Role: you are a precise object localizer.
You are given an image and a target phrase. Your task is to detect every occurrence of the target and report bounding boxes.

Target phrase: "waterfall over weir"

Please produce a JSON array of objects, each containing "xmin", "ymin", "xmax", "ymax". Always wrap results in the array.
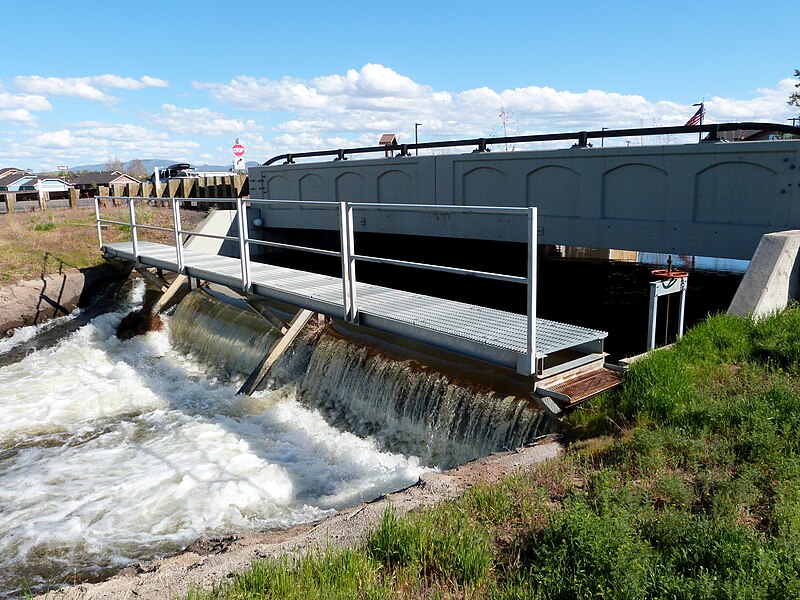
[
  {"xmin": 0, "ymin": 284, "xmax": 545, "ymax": 598},
  {"xmin": 171, "ymin": 288, "xmax": 548, "ymax": 469}
]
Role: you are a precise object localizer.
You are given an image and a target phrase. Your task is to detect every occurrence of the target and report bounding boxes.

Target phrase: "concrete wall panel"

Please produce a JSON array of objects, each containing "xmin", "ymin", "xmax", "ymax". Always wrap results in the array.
[
  {"xmin": 527, "ymin": 166, "xmax": 580, "ymax": 217},
  {"xmin": 693, "ymin": 162, "xmax": 777, "ymax": 226},
  {"xmin": 249, "ymin": 139, "xmax": 800, "ymax": 259},
  {"xmin": 602, "ymin": 164, "xmax": 668, "ymax": 221}
]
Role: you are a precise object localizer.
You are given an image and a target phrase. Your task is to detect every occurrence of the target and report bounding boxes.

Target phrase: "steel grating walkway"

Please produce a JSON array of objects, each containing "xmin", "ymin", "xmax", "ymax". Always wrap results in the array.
[{"xmin": 103, "ymin": 241, "xmax": 607, "ymax": 375}]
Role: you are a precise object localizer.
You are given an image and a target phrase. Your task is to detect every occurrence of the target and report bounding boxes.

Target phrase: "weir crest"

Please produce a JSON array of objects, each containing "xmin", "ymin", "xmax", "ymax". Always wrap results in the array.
[{"xmin": 168, "ymin": 288, "xmax": 548, "ymax": 469}]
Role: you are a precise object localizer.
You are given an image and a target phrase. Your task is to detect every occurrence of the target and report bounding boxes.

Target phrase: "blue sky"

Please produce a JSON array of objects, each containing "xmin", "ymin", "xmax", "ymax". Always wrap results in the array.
[{"xmin": 1, "ymin": 0, "xmax": 797, "ymax": 171}]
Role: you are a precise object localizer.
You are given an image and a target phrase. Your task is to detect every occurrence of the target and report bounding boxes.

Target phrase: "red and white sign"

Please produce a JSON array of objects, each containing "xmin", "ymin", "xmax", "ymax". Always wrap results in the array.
[{"xmin": 232, "ymin": 143, "xmax": 245, "ymax": 157}]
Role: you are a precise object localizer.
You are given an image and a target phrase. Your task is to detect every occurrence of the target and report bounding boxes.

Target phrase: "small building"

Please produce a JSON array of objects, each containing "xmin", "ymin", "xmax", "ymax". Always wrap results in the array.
[
  {"xmin": 71, "ymin": 171, "xmax": 140, "ymax": 195},
  {"xmin": 379, "ymin": 133, "xmax": 398, "ymax": 157}
]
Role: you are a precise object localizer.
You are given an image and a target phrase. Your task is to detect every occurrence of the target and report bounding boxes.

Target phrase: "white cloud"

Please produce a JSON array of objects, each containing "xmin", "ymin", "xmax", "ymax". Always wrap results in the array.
[
  {"xmin": 152, "ymin": 104, "xmax": 262, "ymax": 136},
  {"xmin": 5, "ymin": 121, "xmax": 199, "ymax": 170},
  {"xmin": 194, "ymin": 65, "xmax": 797, "ymax": 153},
  {"xmin": 0, "ymin": 91, "xmax": 52, "ymax": 112},
  {"xmin": 0, "ymin": 109, "xmax": 37, "ymax": 123},
  {"xmin": 13, "ymin": 74, "xmax": 169, "ymax": 103}
]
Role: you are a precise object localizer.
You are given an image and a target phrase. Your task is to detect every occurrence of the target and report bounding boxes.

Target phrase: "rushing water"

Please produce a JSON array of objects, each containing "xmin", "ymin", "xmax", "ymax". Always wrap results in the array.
[
  {"xmin": 0, "ymin": 283, "xmax": 430, "ymax": 597},
  {"xmin": 0, "ymin": 283, "xmax": 546, "ymax": 597}
]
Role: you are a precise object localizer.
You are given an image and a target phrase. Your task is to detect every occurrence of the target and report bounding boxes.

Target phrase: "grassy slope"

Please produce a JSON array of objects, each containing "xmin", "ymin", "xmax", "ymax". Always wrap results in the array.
[
  {"xmin": 0, "ymin": 207, "xmax": 196, "ymax": 284},
  {"xmin": 188, "ymin": 308, "xmax": 800, "ymax": 599}
]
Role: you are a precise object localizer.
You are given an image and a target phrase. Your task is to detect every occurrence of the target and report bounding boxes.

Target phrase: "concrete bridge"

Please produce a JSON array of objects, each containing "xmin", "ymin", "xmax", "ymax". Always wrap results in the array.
[{"xmin": 248, "ymin": 123, "xmax": 800, "ymax": 261}]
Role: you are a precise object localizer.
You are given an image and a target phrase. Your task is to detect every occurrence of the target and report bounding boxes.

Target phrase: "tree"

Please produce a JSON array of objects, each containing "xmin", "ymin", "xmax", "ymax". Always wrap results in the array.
[
  {"xmin": 128, "ymin": 159, "xmax": 148, "ymax": 179},
  {"xmin": 790, "ymin": 69, "xmax": 800, "ymax": 114},
  {"xmin": 105, "ymin": 156, "xmax": 124, "ymax": 172}
]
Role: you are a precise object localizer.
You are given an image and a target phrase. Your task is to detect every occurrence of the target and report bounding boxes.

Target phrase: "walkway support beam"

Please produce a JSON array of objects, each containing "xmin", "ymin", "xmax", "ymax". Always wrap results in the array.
[{"xmin": 238, "ymin": 308, "xmax": 315, "ymax": 395}]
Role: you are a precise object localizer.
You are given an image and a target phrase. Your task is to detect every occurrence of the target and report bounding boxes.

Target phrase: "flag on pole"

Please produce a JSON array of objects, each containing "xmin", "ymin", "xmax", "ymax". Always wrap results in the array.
[{"xmin": 685, "ymin": 103, "xmax": 705, "ymax": 126}]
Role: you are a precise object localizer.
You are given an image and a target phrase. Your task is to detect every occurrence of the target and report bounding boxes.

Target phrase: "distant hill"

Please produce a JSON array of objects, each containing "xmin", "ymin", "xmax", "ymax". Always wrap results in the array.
[{"xmin": 70, "ymin": 159, "xmax": 260, "ymax": 173}]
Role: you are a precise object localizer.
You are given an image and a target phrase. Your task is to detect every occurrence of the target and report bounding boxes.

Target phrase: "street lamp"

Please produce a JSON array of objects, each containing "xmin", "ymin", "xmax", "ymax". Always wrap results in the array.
[
  {"xmin": 415, "ymin": 123, "xmax": 421, "ymax": 156},
  {"xmin": 601, "ymin": 127, "xmax": 608, "ymax": 148}
]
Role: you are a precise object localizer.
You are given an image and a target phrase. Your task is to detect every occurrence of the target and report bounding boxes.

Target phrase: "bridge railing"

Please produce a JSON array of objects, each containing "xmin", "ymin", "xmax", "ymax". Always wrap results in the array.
[
  {"xmin": 263, "ymin": 121, "xmax": 800, "ymax": 165},
  {"xmin": 94, "ymin": 197, "xmax": 539, "ymax": 376}
]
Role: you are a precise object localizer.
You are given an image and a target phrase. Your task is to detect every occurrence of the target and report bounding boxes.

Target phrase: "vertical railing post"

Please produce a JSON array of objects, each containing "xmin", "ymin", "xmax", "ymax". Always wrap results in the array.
[
  {"xmin": 128, "ymin": 197, "xmax": 139, "ymax": 261},
  {"xmin": 173, "ymin": 198, "xmax": 184, "ymax": 273},
  {"xmin": 94, "ymin": 196, "xmax": 103, "ymax": 249},
  {"xmin": 525, "ymin": 207, "xmax": 538, "ymax": 377},
  {"xmin": 677, "ymin": 278, "xmax": 688, "ymax": 340},
  {"xmin": 236, "ymin": 196, "xmax": 251, "ymax": 292},
  {"xmin": 339, "ymin": 201, "xmax": 358, "ymax": 322},
  {"xmin": 647, "ymin": 282, "xmax": 658, "ymax": 351}
]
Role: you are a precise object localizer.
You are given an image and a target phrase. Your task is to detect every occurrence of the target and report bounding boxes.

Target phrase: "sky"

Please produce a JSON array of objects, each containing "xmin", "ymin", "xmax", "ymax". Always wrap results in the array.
[{"xmin": 1, "ymin": 0, "xmax": 798, "ymax": 172}]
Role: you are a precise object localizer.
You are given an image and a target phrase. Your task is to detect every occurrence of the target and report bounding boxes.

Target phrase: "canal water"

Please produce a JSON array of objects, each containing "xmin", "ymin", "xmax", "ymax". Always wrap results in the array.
[
  {"xmin": 0, "ymin": 282, "xmax": 425, "ymax": 597},
  {"xmin": 0, "ymin": 254, "xmax": 744, "ymax": 597},
  {"xmin": 0, "ymin": 279, "xmax": 545, "ymax": 597}
]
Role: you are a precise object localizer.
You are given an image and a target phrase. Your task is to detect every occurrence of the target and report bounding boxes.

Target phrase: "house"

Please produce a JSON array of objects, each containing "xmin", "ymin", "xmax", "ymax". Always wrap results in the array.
[
  {"xmin": 71, "ymin": 171, "xmax": 140, "ymax": 195},
  {"xmin": 0, "ymin": 175, "xmax": 71, "ymax": 193},
  {"xmin": 720, "ymin": 128, "xmax": 789, "ymax": 142}
]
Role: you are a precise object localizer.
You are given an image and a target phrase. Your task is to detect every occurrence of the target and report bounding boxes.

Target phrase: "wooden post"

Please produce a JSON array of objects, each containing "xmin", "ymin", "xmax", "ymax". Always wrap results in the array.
[
  {"xmin": 6, "ymin": 193, "xmax": 16, "ymax": 213},
  {"xmin": 168, "ymin": 179, "xmax": 180, "ymax": 199},
  {"xmin": 238, "ymin": 308, "xmax": 315, "ymax": 395},
  {"xmin": 69, "ymin": 187, "xmax": 79, "ymax": 208}
]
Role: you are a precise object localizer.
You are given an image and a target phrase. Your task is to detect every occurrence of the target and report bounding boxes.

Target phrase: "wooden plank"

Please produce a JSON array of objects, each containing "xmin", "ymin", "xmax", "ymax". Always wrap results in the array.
[
  {"xmin": 134, "ymin": 265, "xmax": 169, "ymax": 291},
  {"xmin": 246, "ymin": 297, "xmax": 289, "ymax": 333},
  {"xmin": 151, "ymin": 274, "xmax": 189, "ymax": 314},
  {"xmin": 238, "ymin": 308, "xmax": 314, "ymax": 395}
]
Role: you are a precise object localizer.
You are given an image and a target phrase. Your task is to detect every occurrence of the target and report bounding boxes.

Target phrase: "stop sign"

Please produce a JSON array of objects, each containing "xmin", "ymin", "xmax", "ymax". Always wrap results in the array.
[{"xmin": 232, "ymin": 143, "xmax": 245, "ymax": 157}]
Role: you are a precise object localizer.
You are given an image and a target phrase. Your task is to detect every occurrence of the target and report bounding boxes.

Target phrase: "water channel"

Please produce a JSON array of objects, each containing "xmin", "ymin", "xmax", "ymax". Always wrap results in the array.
[{"xmin": 0, "ymin": 254, "xmax": 745, "ymax": 597}]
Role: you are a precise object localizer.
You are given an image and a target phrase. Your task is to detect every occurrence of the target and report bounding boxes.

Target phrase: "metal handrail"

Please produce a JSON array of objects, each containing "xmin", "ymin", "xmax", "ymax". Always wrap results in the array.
[
  {"xmin": 94, "ymin": 196, "xmax": 540, "ymax": 376},
  {"xmin": 263, "ymin": 121, "xmax": 800, "ymax": 165}
]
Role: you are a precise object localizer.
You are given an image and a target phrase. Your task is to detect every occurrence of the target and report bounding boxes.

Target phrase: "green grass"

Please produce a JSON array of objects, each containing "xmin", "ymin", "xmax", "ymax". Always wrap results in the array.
[{"xmin": 187, "ymin": 308, "xmax": 800, "ymax": 599}]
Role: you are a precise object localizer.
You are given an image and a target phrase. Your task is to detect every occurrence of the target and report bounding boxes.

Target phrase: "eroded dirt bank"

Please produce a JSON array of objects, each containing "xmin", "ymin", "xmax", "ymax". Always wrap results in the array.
[
  {"xmin": 0, "ymin": 266, "xmax": 124, "ymax": 335},
  {"xmin": 37, "ymin": 438, "xmax": 562, "ymax": 600}
]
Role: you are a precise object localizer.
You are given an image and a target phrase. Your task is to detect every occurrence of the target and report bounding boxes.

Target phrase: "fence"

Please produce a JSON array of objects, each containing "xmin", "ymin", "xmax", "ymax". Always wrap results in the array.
[{"xmin": 1, "ymin": 174, "xmax": 249, "ymax": 214}]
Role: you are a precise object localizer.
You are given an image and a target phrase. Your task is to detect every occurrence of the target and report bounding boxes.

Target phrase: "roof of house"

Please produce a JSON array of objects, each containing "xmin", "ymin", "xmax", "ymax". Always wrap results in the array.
[
  {"xmin": 0, "ymin": 167, "xmax": 24, "ymax": 179},
  {"xmin": 2, "ymin": 176, "xmax": 70, "ymax": 191},
  {"xmin": 71, "ymin": 170, "xmax": 140, "ymax": 186},
  {"xmin": 0, "ymin": 173, "xmax": 30, "ymax": 188}
]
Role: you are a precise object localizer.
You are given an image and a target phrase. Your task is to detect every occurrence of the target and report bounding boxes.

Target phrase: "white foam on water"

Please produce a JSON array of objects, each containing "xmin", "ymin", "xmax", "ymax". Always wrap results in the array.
[
  {"xmin": 0, "ymin": 309, "xmax": 80, "ymax": 355},
  {"xmin": 0, "ymin": 295, "xmax": 426, "ymax": 596}
]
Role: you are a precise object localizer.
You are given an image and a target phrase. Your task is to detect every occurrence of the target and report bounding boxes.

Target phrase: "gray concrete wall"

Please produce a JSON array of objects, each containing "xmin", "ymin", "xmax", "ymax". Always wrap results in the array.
[
  {"xmin": 728, "ymin": 230, "xmax": 800, "ymax": 318},
  {"xmin": 248, "ymin": 139, "xmax": 800, "ymax": 260}
]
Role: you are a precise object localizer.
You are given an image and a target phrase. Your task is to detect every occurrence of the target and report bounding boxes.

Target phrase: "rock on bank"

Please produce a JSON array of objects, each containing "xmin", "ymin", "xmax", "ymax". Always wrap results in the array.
[{"xmin": 0, "ymin": 266, "xmax": 125, "ymax": 336}]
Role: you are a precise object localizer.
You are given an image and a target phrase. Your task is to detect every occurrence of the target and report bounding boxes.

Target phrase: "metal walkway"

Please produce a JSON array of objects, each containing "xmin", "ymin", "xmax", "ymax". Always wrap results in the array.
[
  {"xmin": 96, "ymin": 197, "xmax": 610, "ymax": 380},
  {"xmin": 102, "ymin": 240, "xmax": 607, "ymax": 377}
]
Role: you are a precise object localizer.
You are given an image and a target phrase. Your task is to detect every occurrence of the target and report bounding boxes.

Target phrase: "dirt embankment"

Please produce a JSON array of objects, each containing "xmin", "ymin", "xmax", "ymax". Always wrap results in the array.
[
  {"xmin": 37, "ymin": 439, "xmax": 563, "ymax": 600},
  {"xmin": 0, "ymin": 266, "xmax": 126, "ymax": 336}
]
